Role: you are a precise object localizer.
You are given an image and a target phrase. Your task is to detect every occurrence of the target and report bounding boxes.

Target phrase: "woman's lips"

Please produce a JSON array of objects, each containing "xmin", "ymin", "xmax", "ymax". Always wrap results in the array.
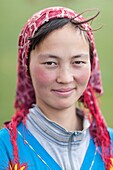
[{"xmin": 51, "ymin": 88, "xmax": 75, "ymax": 97}]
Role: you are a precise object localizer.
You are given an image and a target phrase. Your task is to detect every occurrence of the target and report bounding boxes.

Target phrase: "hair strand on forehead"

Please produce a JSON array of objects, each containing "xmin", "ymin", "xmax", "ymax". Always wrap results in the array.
[{"xmin": 71, "ymin": 9, "xmax": 103, "ymax": 31}]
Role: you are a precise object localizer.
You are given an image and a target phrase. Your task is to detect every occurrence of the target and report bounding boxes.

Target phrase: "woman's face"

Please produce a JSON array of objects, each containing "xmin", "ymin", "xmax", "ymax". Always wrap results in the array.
[{"xmin": 30, "ymin": 24, "xmax": 91, "ymax": 112}]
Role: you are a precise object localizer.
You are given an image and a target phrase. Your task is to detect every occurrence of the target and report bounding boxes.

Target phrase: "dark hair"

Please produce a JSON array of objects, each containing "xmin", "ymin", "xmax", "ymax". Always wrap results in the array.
[
  {"xmin": 29, "ymin": 18, "xmax": 70, "ymax": 50},
  {"xmin": 28, "ymin": 18, "xmax": 93, "ymax": 65}
]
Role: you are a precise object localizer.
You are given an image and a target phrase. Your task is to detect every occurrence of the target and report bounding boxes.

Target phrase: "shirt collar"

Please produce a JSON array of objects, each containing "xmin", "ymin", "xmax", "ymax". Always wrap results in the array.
[{"xmin": 28, "ymin": 105, "xmax": 90, "ymax": 144}]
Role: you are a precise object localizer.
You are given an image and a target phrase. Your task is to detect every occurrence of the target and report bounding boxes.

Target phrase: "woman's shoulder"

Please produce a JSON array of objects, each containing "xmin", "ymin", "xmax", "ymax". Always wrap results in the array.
[
  {"xmin": 0, "ymin": 127, "xmax": 10, "ymax": 140},
  {"xmin": 0, "ymin": 127, "xmax": 12, "ymax": 150},
  {"xmin": 0, "ymin": 127, "xmax": 13, "ymax": 168}
]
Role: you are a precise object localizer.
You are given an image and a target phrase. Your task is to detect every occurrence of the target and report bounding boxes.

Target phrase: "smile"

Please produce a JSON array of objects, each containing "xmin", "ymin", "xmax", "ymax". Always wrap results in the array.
[{"xmin": 51, "ymin": 88, "xmax": 75, "ymax": 97}]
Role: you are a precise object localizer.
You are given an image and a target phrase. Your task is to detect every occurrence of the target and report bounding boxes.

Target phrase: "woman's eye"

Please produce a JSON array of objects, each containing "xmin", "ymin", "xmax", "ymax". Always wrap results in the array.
[
  {"xmin": 43, "ymin": 61, "xmax": 58, "ymax": 67},
  {"xmin": 73, "ymin": 61, "xmax": 86, "ymax": 65}
]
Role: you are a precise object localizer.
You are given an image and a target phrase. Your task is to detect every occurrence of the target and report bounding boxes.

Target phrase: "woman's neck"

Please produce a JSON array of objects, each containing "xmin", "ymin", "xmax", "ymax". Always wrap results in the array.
[{"xmin": 37, "ymin": 104, "xmax": 83, "ymax": 132}]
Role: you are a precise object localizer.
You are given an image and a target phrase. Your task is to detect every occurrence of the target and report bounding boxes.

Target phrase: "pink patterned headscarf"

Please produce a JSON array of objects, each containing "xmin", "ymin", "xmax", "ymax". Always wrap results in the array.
[{"xmin": 15, "ymin": 6, "xmax": 103, "ymax": 111}]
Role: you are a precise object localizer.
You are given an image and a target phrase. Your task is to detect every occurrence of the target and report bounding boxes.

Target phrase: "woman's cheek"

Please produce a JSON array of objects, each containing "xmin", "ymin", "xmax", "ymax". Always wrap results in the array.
[
  {"xmin": 33, "ymin": 67, "xmax": 54, "ymax": 85},
  {"xmin": 77, "ymin": 69, "xmax": 91, "ymax": 85}
]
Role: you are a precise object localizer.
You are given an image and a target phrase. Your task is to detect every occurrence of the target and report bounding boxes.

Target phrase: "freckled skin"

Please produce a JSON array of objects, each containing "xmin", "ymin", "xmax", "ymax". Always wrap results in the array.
[
  {"xmin": 33, "ymin": 67, "xmax": 49, "ymax": 83},
  {"xmin": 29, "ymin": 24, "xmax": 91, "ymax": 130}
]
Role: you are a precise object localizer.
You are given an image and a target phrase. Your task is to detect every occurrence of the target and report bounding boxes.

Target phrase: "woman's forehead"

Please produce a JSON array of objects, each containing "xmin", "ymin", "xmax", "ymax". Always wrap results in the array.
[{"xmin": 33, "ymin": 24, "xmax": 89, "ymax": 53}]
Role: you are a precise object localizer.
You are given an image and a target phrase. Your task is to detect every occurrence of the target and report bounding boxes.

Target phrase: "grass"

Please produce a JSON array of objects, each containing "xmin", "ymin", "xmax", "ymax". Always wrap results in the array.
[{"xmin": 0, "ymin": 0, "xmax": 113, "ymax": 128}]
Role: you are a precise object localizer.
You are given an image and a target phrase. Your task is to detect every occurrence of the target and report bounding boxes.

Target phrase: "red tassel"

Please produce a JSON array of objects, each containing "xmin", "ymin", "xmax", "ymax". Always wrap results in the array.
[{"xmin": 84, "ymin": 84, "xmax": 112, "ymax": 169}]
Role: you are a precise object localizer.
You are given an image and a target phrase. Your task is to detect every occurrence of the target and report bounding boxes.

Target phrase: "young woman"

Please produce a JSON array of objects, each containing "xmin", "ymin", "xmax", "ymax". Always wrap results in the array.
[{"xmin": 0, "ymin": 6, "xmax": 113, "ymax": 170}]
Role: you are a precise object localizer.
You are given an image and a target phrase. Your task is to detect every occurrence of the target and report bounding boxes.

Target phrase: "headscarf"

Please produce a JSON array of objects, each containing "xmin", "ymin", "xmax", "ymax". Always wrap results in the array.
[{"xmin": 6, "ymin": 6, "xmax": 112, "ymax": 169}]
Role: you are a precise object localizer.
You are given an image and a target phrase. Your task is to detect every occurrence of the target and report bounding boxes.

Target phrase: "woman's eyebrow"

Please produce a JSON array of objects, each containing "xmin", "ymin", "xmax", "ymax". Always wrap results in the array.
[
  {"xmin": 38, "ymin": 54, "xmax": 59, "ymax": 59},
  {"xmin": 72, "ymin": 53, "xmax": 89, "ymax": 59},
  {"xmin": 38, "ymin": 53, "xmax": 89, "ymax": 59}
]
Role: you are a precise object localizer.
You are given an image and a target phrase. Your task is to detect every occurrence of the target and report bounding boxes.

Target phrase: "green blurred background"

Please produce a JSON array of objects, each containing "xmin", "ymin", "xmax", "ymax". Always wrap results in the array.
[{"xmin": 0, "ymin": 0, "xmax": 113, "ymax": 129}]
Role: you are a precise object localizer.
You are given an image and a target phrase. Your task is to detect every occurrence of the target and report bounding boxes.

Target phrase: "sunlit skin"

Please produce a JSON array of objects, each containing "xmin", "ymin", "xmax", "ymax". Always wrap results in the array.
[{"xmin": 30, "ymin": 24, "xmax": 91, "ymax": 131}]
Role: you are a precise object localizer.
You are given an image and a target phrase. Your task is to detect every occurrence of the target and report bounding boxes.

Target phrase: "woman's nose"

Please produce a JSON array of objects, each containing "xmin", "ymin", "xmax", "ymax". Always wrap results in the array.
[{"xmin": 56, "ymin": 67, "xmax": 74, "ymax": 84}]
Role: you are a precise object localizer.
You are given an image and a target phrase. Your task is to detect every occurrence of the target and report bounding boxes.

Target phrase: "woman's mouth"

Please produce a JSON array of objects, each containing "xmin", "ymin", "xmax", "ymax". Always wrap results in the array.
[{"xmin": 51, "ymin": 88, "xmax": 75, "ymax": 97}]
